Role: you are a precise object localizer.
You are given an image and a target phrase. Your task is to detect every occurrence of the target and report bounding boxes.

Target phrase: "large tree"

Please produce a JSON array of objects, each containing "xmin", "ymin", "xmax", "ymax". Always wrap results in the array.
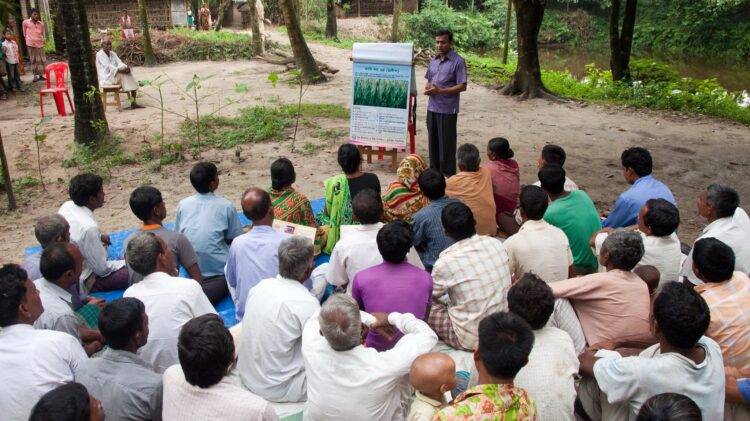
[
  {"xmin": 58, "ymin": 0, "xmax": 108, "ymax": 143},
  {"xmin": 325, "ymin": 0, "xmax": 337, "ymax": 38},
  {"xmin": 249, "ymin": 0, "xmax": 264, "ymax": 54},
  {"xmin": 391, "ymin": 0, "xmax": 401, "ymax": 42},
  {"xmin": 279, "ymin": 0, "xmax": 324, "ymax": 83},
  {"xmin": 609, "ymin": 0, "xmax": 637, "ymax": 81},
  {"xmin": 137, "ymin": 0, "xmax": 156, "ymax": 66},
  {"xmin": 499, "ymin": 0, "xmax": 555, "ymax": 100}
]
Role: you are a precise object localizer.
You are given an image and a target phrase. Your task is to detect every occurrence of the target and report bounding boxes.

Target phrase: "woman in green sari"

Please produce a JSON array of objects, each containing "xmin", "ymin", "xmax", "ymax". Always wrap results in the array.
[{"xmin": 317, "ymin": 144, "xmax": 381, "ymax": 254}]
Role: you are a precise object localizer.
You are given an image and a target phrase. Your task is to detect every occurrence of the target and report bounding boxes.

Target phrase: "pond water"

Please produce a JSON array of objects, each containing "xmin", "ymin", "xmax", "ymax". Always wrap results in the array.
[
  {"xmin": 483, "ymin": 46, "xmax": 750, "ymax": 94},
  {"xmin": 537, "ymin": 47, "xmax": 750, "ymax": 94}
]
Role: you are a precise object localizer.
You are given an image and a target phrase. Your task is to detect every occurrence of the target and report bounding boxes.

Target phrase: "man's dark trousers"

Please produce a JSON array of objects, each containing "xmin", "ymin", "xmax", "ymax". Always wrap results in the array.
[{"xmin": 427, "ymin": 110, "xmax": 458, "ymax": 176}]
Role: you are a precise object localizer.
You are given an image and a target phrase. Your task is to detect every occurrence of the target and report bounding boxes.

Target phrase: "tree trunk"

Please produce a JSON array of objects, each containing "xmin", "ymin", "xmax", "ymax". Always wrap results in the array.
[
  {"xmin": 138, "ymin": 0, "xmax": 156, "ymax": 66},
  {"xmin": 279, "ymin": 0, "xmax": 324, "ymax": 83},
  {"xmin": 500, "ymin": 0, "xmax": 555, "ymax": 100},
  {"xmin": 214, "ymin": 0, "xmax": 231, "ymax": 31},
  {"xmin": 391, "ymin": 0, "xmax": 401, "ymax": 42},
  {"xmin": 190, "ymin": 0, "xmax": 200, "ymax": 28},
  {"xmin": 0, "ymin": 131, "xmax": 17, "ymax": 211},
  {"xmin": 250, "ymin": 0, "xmax": 264, "ymax": 54},
  {"xmin": 609, "ymin": 0, "xmax": 637, "ymax": 82},
  {"xmin": 51, "ymin": 5, "xmax": 66, "ymax": 53},
  {"xmin": 325, "ymin": 0, "xmax": 337, "ymax": 38},
  {"xmin": 501, "ymin": 0, "xmax": 512, "ymax": 64},
  {"xmin": 58, "ymin": 0, "xmax": 108, "ymax": 144}
]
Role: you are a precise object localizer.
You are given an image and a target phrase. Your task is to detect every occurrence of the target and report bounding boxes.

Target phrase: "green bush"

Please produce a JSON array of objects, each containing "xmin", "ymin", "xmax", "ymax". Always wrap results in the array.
[
  {"xmin": 180, "ymin": 105, "xmax": 293, "ymax": 149},
  {"xmin": 628, "ymin": 59, "xmax": 680, "ymax": 84},
  {"xmin": 403, "ymin": 0, "xmax": 500, "ymax": 49}
]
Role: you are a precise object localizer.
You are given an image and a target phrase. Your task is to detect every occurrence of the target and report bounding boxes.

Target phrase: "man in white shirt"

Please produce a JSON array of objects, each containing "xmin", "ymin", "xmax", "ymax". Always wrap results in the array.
[
  {"xmin": 95, "ymin": 38, "xmax": 142, "ymax": 108},
  {"xmin": 302, "ymin": 294, "xmax": 438, "ymax": 421},
  {"xmin": 328, "ymin": 189, "xmax": 423, "ymax": 292},
  {"xmin": 505, "ymin": 185, "xmax": 575, "ymax": 282},
  {"xmin": 509, "ymin": 274, "xmax": 579, "ymax": 421},
  {"xmin": 34, "ymin": 242, "xmax": 104, "ymax": 355},
  {"xmin": 163, "ymin": 314, "xmax": 278, "ymax": 421},
  {"xmin": 682, "ymin": 184, "xmax": 750, "ymax": 285},
  {"xmin": 578, "ymin": 282, "xmax": 725, "ymax": 421},
  {"xmin": 429, "ymin": 202, "xmax": 512, "ymax": 351},
  {"xmin": 58, "ymin": 173, "xmax": 128, "ymax": 293},
  {"xmin": 0, "ymin": 264, "xmax": 88, "ymax": 421},
  {"xmin": 238, "ymin": 236, "xmax": 318, "ymax": 402},
  {"xmin": 592, "ymin": 198, "xmax": 682, "ymax": 287},
  {"xmin": 123, "ymin": 231, "xmax": 216, "ymax": 373}
]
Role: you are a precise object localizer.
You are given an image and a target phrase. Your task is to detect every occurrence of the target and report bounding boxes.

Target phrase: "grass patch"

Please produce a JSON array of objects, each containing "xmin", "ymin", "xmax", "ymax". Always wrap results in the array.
[
  {"xmin": 12, "ymin": 176, "xmax": 42, "ymax": 191},
  {"xmin": 462, "ymin": 53, "xmax": 750, "ymax": 124},
  {"xmin": 277, "ymin": 26, "xmax": 373, "ymax": 50},
  {"xmin": 62, "ymin": 134, "xmax": 136, "ymax": 177},
  {"xmin": 316, "ymin": 128, "xmax": 347, "ymax": 142},
  {"xmin": 180, "ymin": 105, "xmax": 293, "ymax": 149},
  {"xmin": 281, "ymin": 103, "xmax": 350, "ymax": 119},
  {"xmin": 168, "ymin": 27, "xmax": 254, "ymax": 43}
]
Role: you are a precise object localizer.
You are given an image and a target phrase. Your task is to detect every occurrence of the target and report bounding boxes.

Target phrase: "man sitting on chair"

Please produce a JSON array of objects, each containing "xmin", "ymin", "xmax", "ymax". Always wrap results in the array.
[{"xmin": 95, "ymin": 38, "xmax": 142, "ymax": 109}]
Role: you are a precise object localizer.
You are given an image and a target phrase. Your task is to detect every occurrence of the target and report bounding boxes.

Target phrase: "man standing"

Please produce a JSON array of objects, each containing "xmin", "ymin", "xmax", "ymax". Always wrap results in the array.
[
  {"xmin": 22, "ymin": 8, "xmax": 45, "ymax": 82},
  {"xmin": 96, "ymin": 38, "xmax": 142, "ymax": 109},
  {"xmin": 120, "ymin": 10, "xmax": 134, "ymax": 39},
  {"xmin": 424, "ymin": 29, "xmax": 467, "ymax": 177}
]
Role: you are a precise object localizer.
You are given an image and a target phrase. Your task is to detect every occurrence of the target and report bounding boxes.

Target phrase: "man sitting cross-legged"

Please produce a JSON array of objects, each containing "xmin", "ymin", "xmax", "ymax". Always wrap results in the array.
[
  {"xmin": 353, "ymin": 220, "xmax": 433, "ymax": 352},
  {"xmin": 578, "ymin": 282, "xmax": 725, "ymax": 421},
  {"xmin": 175, "ymin": 162, "xmax": 243, "ymax": 301},
  {"xmin": 429, "ymin": 201, "xmax": 511, "ymax": 351},
  {"xmin": 445, "ymin": 143, "xmax": 497, "ymax": 236},
  {"xmin": 34, "ymin": 242, "xmax": 104, "ymax": 356},
  {"xmin": 58, "ymin": 173, "xmax": 128, "ymax": 292},
  {"xmin": 125, "ymin": 186, "xmax": 212, "ymax": 300},
  {"xmin": 550, "ymin": 229, "xmax": 651, "ymax": 346},
  {"xmin": 123, "ymin": 231, "xmax": 216, "ymax": 373},
  {"xmin": 509, "ymin": 273, "xmax": 579, "ymax": 421},
  {"xmin": 75, "ymin": 298, "xmax": 163, "ymax": 421},
  {"xmin": 434, "ymin": 312, "xmax": 537, "ymax": 420},
  {"xmin": 22, "ymin": 214, "xmax": 69, "ymax": 282},
  {"xmin": 0, "ymin": 264, "xmax": 88, "ymax": 421},
  {"xmin": 302, "ymin": 294, "xmax": 438, "ymax": 421},
  {"xmin": 238, "ymin": 236, "xmax": 318, "ymax": 403},
  {"xmin": 226, "ymin": 187, "xmax": 287, "ymax": 321},
  {"xmin": 411, "ymin": 168, "xmax": 460, "ymax": 272},
  {"xmin": 328, "ymin": 189, "xmax": 423, "ymax": 293},
  {"xmin": 690, "ymin": 238, "xmax": 750, "ymax": 371},
  {"xmin": 163, "ymin": 314, "xmax": 278, "ymax": 421}
]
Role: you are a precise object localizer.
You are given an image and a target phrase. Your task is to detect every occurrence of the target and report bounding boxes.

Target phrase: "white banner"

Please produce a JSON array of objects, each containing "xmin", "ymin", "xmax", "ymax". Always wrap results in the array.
[{"xmin": 350, "ymin": 43, "xmax": 413, "ymax": 149}]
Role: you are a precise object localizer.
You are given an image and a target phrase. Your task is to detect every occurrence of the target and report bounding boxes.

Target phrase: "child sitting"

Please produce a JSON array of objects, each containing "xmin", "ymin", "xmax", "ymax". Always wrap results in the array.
[{"xmin": 407, "ymin": 352, "xmax": 457, "ymax": 421}]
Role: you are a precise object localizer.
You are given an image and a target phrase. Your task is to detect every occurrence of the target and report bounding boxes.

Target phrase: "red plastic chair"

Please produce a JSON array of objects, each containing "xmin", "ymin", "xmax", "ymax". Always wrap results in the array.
[{"xmin": 39, "ymin": 62, "xmax": 74, "ymax": 117}]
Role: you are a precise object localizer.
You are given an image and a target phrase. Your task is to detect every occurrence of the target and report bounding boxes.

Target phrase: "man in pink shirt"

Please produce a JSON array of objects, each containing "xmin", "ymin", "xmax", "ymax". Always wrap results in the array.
[
  {"xmin": 22, "ymin": 8, "xmax": 46, "ymax": 81},
  {"xmin": 550, "ymin": 229, "xmax": 651, "ymax": 346}
]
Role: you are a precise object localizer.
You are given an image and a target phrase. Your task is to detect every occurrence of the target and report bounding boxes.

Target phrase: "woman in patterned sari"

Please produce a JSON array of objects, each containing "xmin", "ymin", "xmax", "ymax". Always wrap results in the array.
[
  {"xmin": 268, "ymin": 158, "xmax": 326, "ymax": 252},
  {"xmin": 382, "ymin": 154, "xmax": 429, "ymax": 223}
]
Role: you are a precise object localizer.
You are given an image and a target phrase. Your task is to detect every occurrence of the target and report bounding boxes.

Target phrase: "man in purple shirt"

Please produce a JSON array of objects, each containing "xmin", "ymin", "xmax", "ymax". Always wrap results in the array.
[
  {"xmin": 352, "ymin": 220, "xmax": 433, "ymax": 351},
  {"xmin": 225, "ymin": 187, "xmax": 287, "ymax": 321},
  {"xmin": 425, "ymin": 29, "xmax": 468, "ymax": 176}
]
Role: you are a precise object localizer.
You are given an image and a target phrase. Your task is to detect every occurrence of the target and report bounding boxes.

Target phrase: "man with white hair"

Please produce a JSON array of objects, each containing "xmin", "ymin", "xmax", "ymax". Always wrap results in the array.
[
  {"xmin": 302, "ymin": 294, "xmax": 438, "ymax": 420},
  {"xmin": 95, "ymin": 37, "xmax": 142, "ymax": 109},
  {"xmin": 123, "ymin": 231, "xmax": 216, "ymax": 373},
  {"xmin": 238, "ymin": 236, "xmax": 319, "ymax": 403}
]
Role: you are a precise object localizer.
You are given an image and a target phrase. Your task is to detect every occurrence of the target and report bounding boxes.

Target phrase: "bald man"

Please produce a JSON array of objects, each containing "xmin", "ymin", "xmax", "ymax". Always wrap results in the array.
[
  {"xmin": 408, "ymin": 352, "xmax": 457, "ymax": 421},
  {"xmin": 225, "ymin": 187, "xmax": 288, "ymax": 321}
]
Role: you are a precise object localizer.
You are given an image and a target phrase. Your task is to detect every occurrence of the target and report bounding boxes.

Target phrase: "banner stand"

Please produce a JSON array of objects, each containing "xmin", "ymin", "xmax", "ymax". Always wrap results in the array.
[{"xmin": 357, "ymin": 94, "xmax": 417, "ymax": 172}]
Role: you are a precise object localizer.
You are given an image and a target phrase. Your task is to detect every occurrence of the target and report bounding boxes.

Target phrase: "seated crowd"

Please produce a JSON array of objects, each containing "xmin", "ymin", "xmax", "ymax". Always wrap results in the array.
[{"xmin": 3, "ymin": 138, "xmax": 750, "ymax": 421}]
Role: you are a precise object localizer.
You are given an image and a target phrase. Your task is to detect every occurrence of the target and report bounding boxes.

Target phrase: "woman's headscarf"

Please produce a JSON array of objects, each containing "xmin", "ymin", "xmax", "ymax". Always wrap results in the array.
[{"xmin": 382, "ymin": 154, "xmax": 429, "ymax": 223}]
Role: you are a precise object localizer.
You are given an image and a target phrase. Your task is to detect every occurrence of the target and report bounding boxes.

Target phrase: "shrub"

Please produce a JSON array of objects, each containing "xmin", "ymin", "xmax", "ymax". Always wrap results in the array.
[{"xmin": 403, "ymin": 0, "xmax": 499, "ymax": 49}]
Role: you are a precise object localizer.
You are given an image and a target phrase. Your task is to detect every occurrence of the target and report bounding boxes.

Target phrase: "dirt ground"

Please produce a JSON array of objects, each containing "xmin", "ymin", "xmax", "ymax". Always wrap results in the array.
[{"xmin": 1, "ymin": 25, "xmax": 750, "ymax": 262}]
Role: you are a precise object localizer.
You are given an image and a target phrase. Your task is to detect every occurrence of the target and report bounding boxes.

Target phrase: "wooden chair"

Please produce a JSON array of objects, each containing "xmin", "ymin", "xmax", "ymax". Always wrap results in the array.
[{"xmin": 101, "ymin": 84, "xmax": 123, "ymax": 112}]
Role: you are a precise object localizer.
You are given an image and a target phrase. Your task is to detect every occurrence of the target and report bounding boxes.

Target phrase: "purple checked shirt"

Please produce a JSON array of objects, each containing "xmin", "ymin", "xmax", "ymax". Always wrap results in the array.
[{"xmin": 425, "ymin": 50, "xmax": 468, "ymax": 114}]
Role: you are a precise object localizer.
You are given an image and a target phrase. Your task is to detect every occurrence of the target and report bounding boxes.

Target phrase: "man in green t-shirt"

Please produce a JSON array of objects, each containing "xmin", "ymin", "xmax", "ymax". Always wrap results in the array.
[{"xmin": 539, "ymin": 164, "xmax": 601, "ymax": 274}]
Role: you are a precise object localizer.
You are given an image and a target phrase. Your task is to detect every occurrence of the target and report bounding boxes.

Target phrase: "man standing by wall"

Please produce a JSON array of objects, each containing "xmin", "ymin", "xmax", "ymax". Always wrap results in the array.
[
  {"xmin": 424, "ymin": 29, "xmax": 467, "ymax": 177},
  {"xmin": 22, "ymin": 8, "xmax": 45, "ymax": 82}
]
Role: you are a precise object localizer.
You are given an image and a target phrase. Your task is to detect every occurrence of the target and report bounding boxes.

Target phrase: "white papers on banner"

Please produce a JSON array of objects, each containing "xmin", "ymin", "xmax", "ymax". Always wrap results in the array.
[{"xmin": 350, "ymin": 43, "xmax": 413, "ymax": 149}]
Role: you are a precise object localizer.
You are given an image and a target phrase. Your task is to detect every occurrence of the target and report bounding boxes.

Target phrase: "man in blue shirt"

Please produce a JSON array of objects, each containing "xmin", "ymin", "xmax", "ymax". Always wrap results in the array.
[
  {"xmin": 225, "ymin": 187, "xmax": 287, "ymax": 321},
  {"xmin": 175, "ymin": 162, "xmax": 243, "ymax": 303},
  {"xmin": 412, "ymin": 168, "xmax": 460, "ymax": 272},
  {"xmin": 602, "ymin": 147, "xmax": 676, "ymax": 228}
]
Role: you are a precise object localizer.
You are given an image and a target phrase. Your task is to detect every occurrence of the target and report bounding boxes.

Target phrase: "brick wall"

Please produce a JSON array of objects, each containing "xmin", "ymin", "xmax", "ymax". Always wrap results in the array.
[
  {"xmin": 347, "ymin": 0, "xmax": 418, "ymax": 17},
  {"xmin": 57, "ymin": 0, "xmax": 175, "ymax": 30}
]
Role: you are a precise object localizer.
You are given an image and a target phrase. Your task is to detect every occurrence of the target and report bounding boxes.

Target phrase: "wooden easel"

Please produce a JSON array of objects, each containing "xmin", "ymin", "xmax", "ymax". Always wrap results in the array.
[{"xmin": 356, "ymin": 94, "xmax": 417, "ymax": 172}]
